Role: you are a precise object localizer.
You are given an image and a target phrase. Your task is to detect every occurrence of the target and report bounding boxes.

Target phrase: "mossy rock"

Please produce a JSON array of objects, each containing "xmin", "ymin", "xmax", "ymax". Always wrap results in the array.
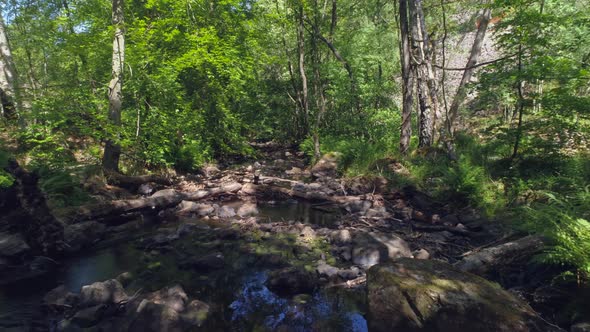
[{"xmin": 367, "ymin": 258, "xmax": 564, "ymax": 332}]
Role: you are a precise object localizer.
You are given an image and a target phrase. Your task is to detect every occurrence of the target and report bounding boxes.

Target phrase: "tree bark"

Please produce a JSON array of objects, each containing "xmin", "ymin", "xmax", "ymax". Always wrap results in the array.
[
  {"xmin": 0, "ymin": 13, "xmax": 21, "ymax": 120},
  {"xmin": 103, "ymin": 0, "xmax": 125, "ymax": 171},
  {"xmin": 296, "ymin": 5, "xmax": 310, "ymax": 138},
  {"xmin": 409, "ymin": 0, "xmax": 434, "ymax": 148},
  {"xmin": 399, "ymin": 0, "xmax": 413, "ymax": 154},
  {"xmin": 447, "ymin": 8, "xmax": 491, "ymax": 135}
]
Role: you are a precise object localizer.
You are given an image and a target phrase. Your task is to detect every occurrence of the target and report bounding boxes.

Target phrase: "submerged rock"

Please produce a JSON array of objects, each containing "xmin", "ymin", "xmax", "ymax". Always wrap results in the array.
[
  {"xmin": 237, "ymin": 202, "xmax": 259, "ymax": 217},
  {"xmin": 71, "ymin": 304, "xmax": 106, "ymax": 328},
  {"xmin": 367, "ymin": 258, "xmax": 565, "ymax": 332},
  {"xmin": 181, "ymin": 252, "xmax": 225, "ymax": 271},
  {"xmin": 266, "ymin": 267, "xmax": 318, "ymax": 296},
  {"xmin": 64, "ymin": 221, "xmax": 106, "ymax": 253},
  {"xmin": 218, "ymin": 206, "xmax": 236, "ymax": 218}
]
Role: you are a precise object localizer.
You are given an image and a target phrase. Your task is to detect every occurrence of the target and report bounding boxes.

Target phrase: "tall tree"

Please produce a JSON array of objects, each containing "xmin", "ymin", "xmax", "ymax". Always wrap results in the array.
[
  {"xmin": 447, "ymin": 8, "xmax": 492, "ymax": 136},
  {"xmin": 399, "ymin": 0, "xmax": 413, "ymax": 154},
  {"xmin": 409, "ymin": 0, "xmax": 435, "ymax": 147},
  {"xmin": 102, "ymin": 0, "xmax": 125, "ymax": 171},
  {"xmin": 0, "ymin": 11, "xmax": 20, "ymax": 120}
]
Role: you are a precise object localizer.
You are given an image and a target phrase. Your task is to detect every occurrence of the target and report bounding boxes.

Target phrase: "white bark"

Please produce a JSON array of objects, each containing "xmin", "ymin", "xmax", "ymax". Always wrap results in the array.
[
  {"xmin": 0, "ymin": 13, "xmax": 20, "ymax": 119},
  {"xmin": 102, "ymin": 0, "xmax": 125, "ymax": 170}
]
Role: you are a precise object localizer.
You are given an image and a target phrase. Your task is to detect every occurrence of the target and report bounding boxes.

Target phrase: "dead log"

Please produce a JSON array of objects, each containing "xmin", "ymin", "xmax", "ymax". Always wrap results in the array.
[
  {"xmin": 73, "ymin": 182, "xmax": 243, "ymax": 222},
  {"xmin": 243, "ymin": 183, "xmax": 362, "ymax": 204},
  {"xmin": 105, "ymin": 171, "xmax": 172, "ymax": 191},
  {"xmin": 454, "ymin": 235, "xmax": 545, "ymax": 275},
  {"xmin": 412, "ymin": 223, "xmax": 472, "ymax": 236}
]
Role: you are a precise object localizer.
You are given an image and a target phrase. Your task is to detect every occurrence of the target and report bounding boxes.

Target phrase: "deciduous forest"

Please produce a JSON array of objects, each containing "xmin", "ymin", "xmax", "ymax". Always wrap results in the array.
[{"xmin": 1, "ymin": 0, "xmax": 589, "ymax": 331}]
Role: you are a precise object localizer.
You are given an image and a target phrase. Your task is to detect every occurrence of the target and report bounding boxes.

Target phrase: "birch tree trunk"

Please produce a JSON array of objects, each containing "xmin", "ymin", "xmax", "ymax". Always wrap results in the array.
[
  {"xmin": 0, "ymin": 13, "xmax": 21, "ymax": 120},
  {"xmin": 102, "ymin": 0, "xmax": 125, "ymax": 171},
  {"xmin": 399, "ymin": 0, "xmax": 413, "ymax": 154},
  {"xmin": 447, "ymin": 8, "xmax": 491, "ymax": 135},
  {"xmin": 297, "ymin": 5, "xmax": 310, "ymax": 138},
  {"xmin": 410, "ymin": 0, "xmax": 434, "ymax": 147}
]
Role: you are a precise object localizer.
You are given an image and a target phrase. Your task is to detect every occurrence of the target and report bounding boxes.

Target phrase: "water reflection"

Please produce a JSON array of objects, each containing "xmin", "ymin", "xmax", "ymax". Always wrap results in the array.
[{"xmin": 230, "ymin": 272, "xmax": 368, "ymax": 332}]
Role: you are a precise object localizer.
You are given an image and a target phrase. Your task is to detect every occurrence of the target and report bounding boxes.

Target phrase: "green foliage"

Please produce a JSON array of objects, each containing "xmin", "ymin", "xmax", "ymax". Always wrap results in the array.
[
  {"xmin": 519, "ymin": 190, "xmax": 590, "ymax": 279},
  {"xmin": 35, "ymin": 166, "xmax": 92, "ymax": 208},
  {"xmin": 440, "ymin": 156, "xmax": 505, "ymax": 217},
  {"xmin": 0, "ymin": 150, "xmax": 14, "ymax": 188}
]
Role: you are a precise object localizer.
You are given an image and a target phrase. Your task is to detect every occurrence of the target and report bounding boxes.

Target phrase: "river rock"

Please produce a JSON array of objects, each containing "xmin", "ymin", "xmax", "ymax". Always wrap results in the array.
[
  {"xmin": 128, "ymin": 285, "xmax": 210, "ymax": 332},
  {"xmin": 176, "ymin": 201, "xmax": 214, "ymax": 216},
  {"xmin": 71, "ymin": 304, "xmax": 106, "ymax": 328},
  {"xmin": 180, "ymin": 300, "xmax": 210, "ymax": 327},
  {"xmin": 367, "ymin": 258, "xmax": 565, "ymax": 332},
  {"xmin": 572, "ymin": 322, "xmax": 590, "ymax": 332},
  {"xmin": 64, "ymin": 221, "xmax": 106, "ymax": 253},
  {"xmin": 311, "ymin": 153, "xmax": 341, "ymax": 178},
  {"xmin": 43, "ymin": 285, "xmax": 79, "ymax": 311},
  {"xmin": 218, "ymin": 206, "xmax": 236, "ymax": 218},
  {"xmin": 0, "ymin": 232, "xmax": 30, "ymax": 258},
  {"xmin": 266, "ymin": 267, "xmax": 318, "ymax": 296},
  {"xmin": 80, "ymin": 279, "xmax": 128, "ymax": 307},
  {"xmin": 344, "ymin": 200, "xmax": 372, "ymax": 214},
  {"xmin": 413, "ymin": 248, "xmax": 430, "ymax": 260},
  {"xmin": 237, "ymin": 202, "xmax": 259, "ymax": 217},
  {"xmin": 316, "ymin": 261, "xmax": 339, "ymax": 278},
  {"xmin": 330, "ymin": 229, "xmax": 352, "ymax": 245},
  {"xmin": 352, "ymin": 231, "xmax": 412, "ymax": 268}
]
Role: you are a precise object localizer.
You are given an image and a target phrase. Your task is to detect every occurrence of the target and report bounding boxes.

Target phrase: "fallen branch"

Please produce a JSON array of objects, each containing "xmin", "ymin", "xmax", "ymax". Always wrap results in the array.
[
  {"xmin": 105, "ymin": 171, "xmax": 172, "ymax": 190},
  {"xmin": 412, "ymin": 223, "xmax": 472, "ymax": 236},
  {"xmin": 454, "ymin": 235, "xmax": 545, "ymax": 275}
]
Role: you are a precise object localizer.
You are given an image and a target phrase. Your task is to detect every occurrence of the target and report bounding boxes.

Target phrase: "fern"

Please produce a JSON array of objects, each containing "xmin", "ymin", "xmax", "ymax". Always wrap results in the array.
[{"xmin": 520, "ymin": 189, "xmax": 590, "ymax": 280}]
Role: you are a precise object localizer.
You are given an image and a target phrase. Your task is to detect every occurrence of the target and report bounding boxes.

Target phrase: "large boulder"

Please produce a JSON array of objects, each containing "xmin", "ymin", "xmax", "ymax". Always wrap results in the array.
[
  {"xmin": 352, "ymin": 231, "xmax": 412, "ymax": 268},
  {"xmin": 64, "ymin": 221, "xmax": 107, "ymax": 252},
  {"xmin": 0, "ymin": 232, "xmax": 30, "ymax": 258},
  {"xmin": 80, "ymin": 279, "xmax": 128, "ymax": 307},
  {"xmin": 128, "ymin": 285, "xmax": 209, "ymax": 332},
  {"xmin": 367, "ymin": 258, "xmax": 565, "ymax": 332}
]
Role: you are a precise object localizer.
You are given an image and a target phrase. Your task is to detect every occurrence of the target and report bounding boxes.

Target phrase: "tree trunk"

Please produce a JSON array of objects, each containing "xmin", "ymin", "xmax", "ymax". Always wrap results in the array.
[
  {"xmin": 409, "ymin": 0, "xmax": 434, "ymax": 148},
  {"xmin": 296, "ymin": 5, "xmax": 310, "ymax": 139},
  {"xmin": 399, "ymin": 0, "xmax": 413, "ymax": 154},
  {"xmin": 0, "ymin": 13, "xmax": 21, "ymax": 120},
  {"xmin": 102, "ymin": 0, "xmax": 125, "ymax": 171},
  {"xmin": 447, "ymin": 8, "xmax": 491, "ymax": 135}
]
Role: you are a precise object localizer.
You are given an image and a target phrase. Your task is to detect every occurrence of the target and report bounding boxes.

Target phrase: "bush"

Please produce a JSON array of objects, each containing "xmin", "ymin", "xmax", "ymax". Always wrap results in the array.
[
  {"xmin": 36, "ymin": 167, "xmax": 92, "ymax": 208},
  {"xmin": 441, "ymin": 156, "xmax": 506, "ymax": 217}
]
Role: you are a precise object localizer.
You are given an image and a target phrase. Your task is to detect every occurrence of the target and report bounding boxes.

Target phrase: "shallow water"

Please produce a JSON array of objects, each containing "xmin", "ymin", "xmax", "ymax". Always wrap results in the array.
[{"xmin": 0, "ymin": 202, "xmax": 365, "ymax": 331}]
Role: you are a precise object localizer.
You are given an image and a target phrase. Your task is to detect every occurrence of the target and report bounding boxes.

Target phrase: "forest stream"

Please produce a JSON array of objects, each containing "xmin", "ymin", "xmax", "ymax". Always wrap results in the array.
[
  {"xmin": 0, "ymin": 146, "xmax": 582, "ymax": 331},
  {"xmin": 1, "ymin": 202, "xmax": 368, "ymax": 331}
]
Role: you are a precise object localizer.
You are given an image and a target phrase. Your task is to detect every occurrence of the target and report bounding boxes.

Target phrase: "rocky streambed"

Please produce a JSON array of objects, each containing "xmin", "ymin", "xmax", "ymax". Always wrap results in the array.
[{"xmin": 1, "ymin": 146, "xmax": 588, "ymax": 331}]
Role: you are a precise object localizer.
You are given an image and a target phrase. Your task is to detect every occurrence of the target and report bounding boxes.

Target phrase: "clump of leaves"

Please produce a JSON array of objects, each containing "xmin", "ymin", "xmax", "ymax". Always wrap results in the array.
[{"xmin": 520, "ymin": 189, "xmax": 590, "ymax": 283}]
